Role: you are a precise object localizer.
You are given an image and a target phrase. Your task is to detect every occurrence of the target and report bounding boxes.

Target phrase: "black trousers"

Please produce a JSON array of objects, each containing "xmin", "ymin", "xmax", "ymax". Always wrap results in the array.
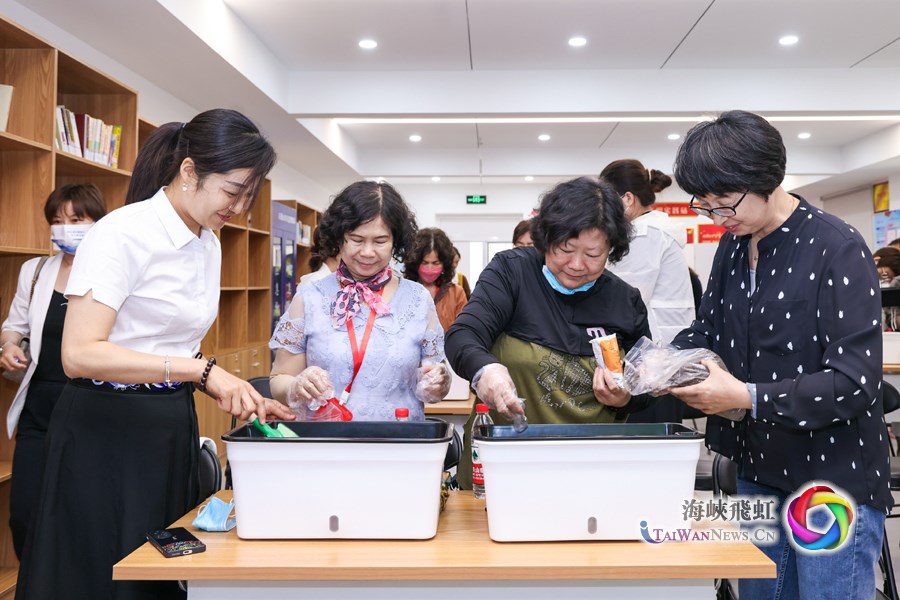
[
  {"xmin": 9, "ymin": 379, "xmax": 66, "ymax": 559},
  {"xmin": 15, "ymin": 381, "xmax": 198, "ymax": 600}
]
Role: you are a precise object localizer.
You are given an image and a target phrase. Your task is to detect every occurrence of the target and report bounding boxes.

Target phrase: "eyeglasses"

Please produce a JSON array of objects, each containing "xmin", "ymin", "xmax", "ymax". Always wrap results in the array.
[{"xmin": 689, "ymin": 192, "xmax": 748, "ymax": 218}]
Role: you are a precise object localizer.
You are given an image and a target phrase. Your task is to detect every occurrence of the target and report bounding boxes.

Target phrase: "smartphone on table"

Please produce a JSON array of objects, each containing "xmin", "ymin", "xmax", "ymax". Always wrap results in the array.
[{"xmin": 146, "ymin": 527, "xmax": 206, "ymax": 558}]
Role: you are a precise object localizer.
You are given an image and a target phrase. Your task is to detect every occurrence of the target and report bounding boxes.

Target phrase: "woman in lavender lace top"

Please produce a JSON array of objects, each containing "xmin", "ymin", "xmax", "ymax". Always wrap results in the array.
[{"xmin": 268, "ymin": 181, "xmax": 451, "ymax": 420}]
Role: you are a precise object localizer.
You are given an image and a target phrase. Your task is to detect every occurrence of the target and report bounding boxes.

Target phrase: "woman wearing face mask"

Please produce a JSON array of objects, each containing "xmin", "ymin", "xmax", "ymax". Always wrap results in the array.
[
  {"xmin": 269, "ymin": 181, "xmax": 452, "ymax": 421},
  {"xmin": 404, "ymin": 228, "xmax": 468, "ymax": 333},
  {"xmin": 445, "ymin": 176, "xmax": 654, "ymax": 489},
  {"xmin": 0, "ymin": 184, "xmax": 106, "ymax": 559}
]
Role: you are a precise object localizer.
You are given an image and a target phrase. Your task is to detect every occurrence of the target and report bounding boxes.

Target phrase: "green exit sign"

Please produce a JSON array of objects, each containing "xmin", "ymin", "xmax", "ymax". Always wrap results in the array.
[{"xmin": 466, "ymin": 195, "xmax": 487, "ymax": 205}]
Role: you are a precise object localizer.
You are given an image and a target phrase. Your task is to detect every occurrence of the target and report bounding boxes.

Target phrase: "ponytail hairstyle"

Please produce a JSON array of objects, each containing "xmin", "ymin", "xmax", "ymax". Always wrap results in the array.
[
  {"xmin": 126, "ymin": 108, "xmax": 276, "ymax": 208},
  {"xmin": 600, "ymin": 159, "xmax": 672, "ymax": 208}
]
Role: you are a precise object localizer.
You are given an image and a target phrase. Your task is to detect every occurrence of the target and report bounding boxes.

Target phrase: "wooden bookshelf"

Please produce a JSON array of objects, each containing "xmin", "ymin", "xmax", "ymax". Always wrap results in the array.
[{"xmin": 275, "ymin": 199, "xmax": 321, "ymax": 283}]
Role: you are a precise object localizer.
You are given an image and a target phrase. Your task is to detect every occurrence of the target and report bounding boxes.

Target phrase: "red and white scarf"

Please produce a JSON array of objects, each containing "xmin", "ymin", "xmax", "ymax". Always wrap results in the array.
[{"xmin": 330, "ymin": 260, "xmax": 393, "ymax": 327}]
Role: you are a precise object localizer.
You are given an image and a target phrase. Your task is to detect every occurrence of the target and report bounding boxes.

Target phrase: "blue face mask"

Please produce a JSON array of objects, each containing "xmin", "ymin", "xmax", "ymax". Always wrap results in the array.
[
  {"xmin": 192, "ymin": 496, "xmax": 236, "ymax": 532},
  {"xmin": 542, "ymin": 265, "xmax": 596, "ymax": 295}
]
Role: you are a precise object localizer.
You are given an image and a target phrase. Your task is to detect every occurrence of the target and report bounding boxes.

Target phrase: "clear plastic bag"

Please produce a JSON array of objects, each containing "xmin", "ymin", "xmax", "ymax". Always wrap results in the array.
[
  {"xmin": 623, "ymin": 336, "xmax": 727, "ymax": 396},
  {"xmin": 622, "ymin": 337, "xmax": 745, "ymax": 421}
]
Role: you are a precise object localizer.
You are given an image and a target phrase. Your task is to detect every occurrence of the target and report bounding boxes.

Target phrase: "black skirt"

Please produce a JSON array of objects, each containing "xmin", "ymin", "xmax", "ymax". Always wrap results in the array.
[{"xmin": 15, "ymin": 380, "xmax": 199, "ymax": 600}]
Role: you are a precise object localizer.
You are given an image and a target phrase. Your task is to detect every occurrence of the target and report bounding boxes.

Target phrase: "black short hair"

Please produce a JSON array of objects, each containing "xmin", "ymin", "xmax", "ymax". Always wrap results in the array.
[
  {"xmin": 317, "ymin": 180, "xmax": 417, "ymax": 264},
  {"xmin": 674, "ymin": 110, "xmax": 786, "ymax": 199},
  {"xmin": 403, "ymin": 227, "xmax": 456, "ymax": 287},
  {"xmin": 44, "ymin": 183, "xmax": 107, "ymax": 225},
  {"xmin": 531, "ymin": 176, "xmax": 631, "ymax": 263}
]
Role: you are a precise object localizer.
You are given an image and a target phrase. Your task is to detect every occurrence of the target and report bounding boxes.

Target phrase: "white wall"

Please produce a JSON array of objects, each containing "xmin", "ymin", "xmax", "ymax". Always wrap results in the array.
[
  {"xmin": 822, "ymin": 188, "xmax": 878, "ymax": 250},
  {"xmin": 396, "ymin": 182, "xmax": 547, "ymax": 230}
]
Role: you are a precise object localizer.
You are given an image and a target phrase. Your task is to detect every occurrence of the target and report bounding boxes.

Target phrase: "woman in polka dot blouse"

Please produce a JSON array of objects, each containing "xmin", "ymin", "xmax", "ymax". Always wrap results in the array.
[{"xmin": 669, "ymin": 110, "xmax": 889, "ymax": 600}]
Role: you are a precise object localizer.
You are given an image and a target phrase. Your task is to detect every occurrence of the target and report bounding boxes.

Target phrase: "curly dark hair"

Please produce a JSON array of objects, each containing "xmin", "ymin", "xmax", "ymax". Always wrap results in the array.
[
  {"xmin": 403, "ymin": 228, "xmax": 456, "ymax": 287},
  {"xmin": 531, "ymin": 176, "xmax": 631, "ymax": 264},
  {"xmin": 316, "ymin": 180, "xmax": 417, "ymax": 264}
]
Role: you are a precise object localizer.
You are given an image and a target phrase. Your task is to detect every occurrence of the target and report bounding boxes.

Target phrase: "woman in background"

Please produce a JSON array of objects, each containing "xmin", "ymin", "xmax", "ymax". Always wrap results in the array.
[
  {"xmin": 601, "ymin": 159, "xmax": 695, "ymax": 424},
  {"xmin": 404, "ymin": 228, "xmax": 468, "ymax": 333},
  {"xmin": 16, "ymin": 109, "xmax": 292, "ymax": 600},
  {"xmin": 269, "ymin": 181, "xmax": 451, "ymax": 421},
  {"xmin": 512, "ymin": 218, "xmax": 533, "ymax": 247},
  {"xmin": 0, "ymin": 184, "xmax": 105, "ymax": 559},
  {"xmin": 601, "ymin": 159, "xmax": 695, "ymax": 344},
  {"xmin": 451, "ymin": 246, "xmax": 472, "ymax": 299}
]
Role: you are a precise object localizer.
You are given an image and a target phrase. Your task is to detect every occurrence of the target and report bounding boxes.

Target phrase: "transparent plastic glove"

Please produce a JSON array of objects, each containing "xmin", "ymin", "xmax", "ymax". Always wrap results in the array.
[
  {"xmin": 287, "ymin": 366, "xmax": 334, "ymax": 412},
  {"xmin": 471, "ymin": 363, "xmax": 524, "ymax": 419},
  {"xmin": 415, "ymin": 360, "xmax": 451, "ymax": 404}
]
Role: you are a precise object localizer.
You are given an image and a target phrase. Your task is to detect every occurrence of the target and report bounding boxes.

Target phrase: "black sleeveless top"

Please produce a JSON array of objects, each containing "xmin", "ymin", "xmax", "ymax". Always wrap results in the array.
[{"xmin": 33, "ymin": 290, "xmax": 68, "ymax": 383}]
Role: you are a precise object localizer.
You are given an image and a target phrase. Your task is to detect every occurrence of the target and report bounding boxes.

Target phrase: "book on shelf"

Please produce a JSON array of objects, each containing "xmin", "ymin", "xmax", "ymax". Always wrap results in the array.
[
  {"xmin": 64, "ymin": 109, "xmax": 82, "ymax": 158},
  {"xmin": 55, "ymin": 105, "xmax": 123, "ymax": 167},
  {"xmin": 53, "ymin": 106, "xmax": 66, "ymax": 150},
  {"xmin": 109, "ymin": 125, "xmax": 121, "ymax": 169}
]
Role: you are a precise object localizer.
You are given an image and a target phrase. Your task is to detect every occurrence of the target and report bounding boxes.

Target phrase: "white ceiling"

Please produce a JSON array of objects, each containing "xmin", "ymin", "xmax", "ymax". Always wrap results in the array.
[{"xmin": 8, "ymin": 0, "xmax": 900, "ymax": 203}]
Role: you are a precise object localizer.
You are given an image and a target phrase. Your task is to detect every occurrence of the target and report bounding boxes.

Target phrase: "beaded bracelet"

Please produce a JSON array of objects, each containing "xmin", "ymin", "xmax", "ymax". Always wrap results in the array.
[{"xmin": 198, "ymin": 357, "xmax": 216, "ymax": 392}]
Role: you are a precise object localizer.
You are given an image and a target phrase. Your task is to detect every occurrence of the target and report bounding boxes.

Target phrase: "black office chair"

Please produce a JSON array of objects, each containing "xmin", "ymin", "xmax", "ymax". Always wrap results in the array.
[
  {"xmin": 195, "ymin": 437, "xmax": 223, "ymax": 506},
  {"xmin": 710, "ymin": 452, "xmax": 739, "ymax": 600},
  {"xmin": 443, "ymin": 425, "xmax": 462, "ymax": 472}
]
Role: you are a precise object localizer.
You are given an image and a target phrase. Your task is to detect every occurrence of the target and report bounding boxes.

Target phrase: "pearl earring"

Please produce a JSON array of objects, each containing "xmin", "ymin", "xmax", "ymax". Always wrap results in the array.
[{"xmin": 181, "ymin": 183, "xmax": 188, "ymax": 192}]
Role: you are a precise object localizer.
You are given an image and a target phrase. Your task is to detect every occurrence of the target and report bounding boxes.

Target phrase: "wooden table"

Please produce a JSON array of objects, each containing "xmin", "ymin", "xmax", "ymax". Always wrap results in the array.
[
  {"xmin": 114, "ymin": 491, "xmax": 773, "ymax": 599},
  {"xmin": 424, "ymin": 397, "xmax": 474, "ymax": 416}
]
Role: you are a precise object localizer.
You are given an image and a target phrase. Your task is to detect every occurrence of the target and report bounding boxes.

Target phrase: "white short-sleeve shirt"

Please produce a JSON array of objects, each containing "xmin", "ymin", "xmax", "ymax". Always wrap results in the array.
[
  {"xmin": 66, "ymin": 187, "xmax": 220, "ymax": 357},
  {"xmin": 606, "ymin": 209, "xmax": 695, "ymax": 343}
]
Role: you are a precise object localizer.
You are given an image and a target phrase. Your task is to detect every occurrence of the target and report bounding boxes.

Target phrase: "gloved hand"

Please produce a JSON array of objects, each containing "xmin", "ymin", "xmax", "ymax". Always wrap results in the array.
[
  {"xmin": 287, "ymin": 366, "xmax": 334, "ymax": 412},
  {"xmin": 471, "ymin": 363, "xmax": 524, "ymax": 419},
  {"xmin": 415, "ymin": 360, "xmax": 451, "ymax": 404}
]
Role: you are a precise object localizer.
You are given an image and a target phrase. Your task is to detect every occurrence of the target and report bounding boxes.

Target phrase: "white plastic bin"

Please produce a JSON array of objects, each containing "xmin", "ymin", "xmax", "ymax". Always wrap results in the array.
[
  {"xmin": 223, "ymin": 419, "xmax": 452, "ymax": 539},
  {"xmin": 474, "ymin": 423, "xmax": 703, "ymax": 541}
]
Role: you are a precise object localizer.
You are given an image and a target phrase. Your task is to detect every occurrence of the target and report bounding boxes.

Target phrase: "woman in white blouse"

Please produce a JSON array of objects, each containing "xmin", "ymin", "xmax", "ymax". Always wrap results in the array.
[
  {"xmin": 602, "ymin": 159, "xmax": 696, "ymax": 423},
  {"xmin": 15, "ymin": 109, "xmax": 293, "ymax": 600}
]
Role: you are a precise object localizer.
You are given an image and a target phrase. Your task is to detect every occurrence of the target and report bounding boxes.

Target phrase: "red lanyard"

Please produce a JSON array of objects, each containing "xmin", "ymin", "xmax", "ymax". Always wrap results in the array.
[{"xmin": 341, "ymin": 288, "xmax": 384, "ymax": 401}]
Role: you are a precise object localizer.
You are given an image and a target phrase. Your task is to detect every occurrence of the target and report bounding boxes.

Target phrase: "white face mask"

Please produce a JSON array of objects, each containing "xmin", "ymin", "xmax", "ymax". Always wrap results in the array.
[{"xmin": 51, "ymin": 223, "xmax": 93, "ymax": 255}]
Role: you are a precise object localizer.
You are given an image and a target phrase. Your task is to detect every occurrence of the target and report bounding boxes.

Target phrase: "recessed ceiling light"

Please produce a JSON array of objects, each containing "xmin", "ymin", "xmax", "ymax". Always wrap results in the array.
[
  {"xmin": 431, "ymin": 176, "xmax": 441, "ymax": 182},
  {"xmin": 334, "ymin": 115, "xmax": 900, "ymax": 125},
  {"xmin": 358, "ymin": 39, "xmax": 378, "ymax": 50},
  {"xmin": 779, "ymin": 35, "xmax": 799, "ymax": 46},
  {"xmin": 538, "ymin": 134, "xmax": 551, "ymax": 142},
  {"xmin": 409, "ymin": 134, "xmax": 422, "ymax": 142},
  {"xmin": 524, "ymin": 176, "xmax": 534, "ymax": 182},
  {"xmin": 667, "ymin": 133, "xmax": 681, "ymax": 141},
  {"xmin": 568, "ymin": 36, "xmax": 587, "ymax": 47},
  {"xmin": 798, "ymin": 132, "xmax": 811, "ymax": 139}
]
